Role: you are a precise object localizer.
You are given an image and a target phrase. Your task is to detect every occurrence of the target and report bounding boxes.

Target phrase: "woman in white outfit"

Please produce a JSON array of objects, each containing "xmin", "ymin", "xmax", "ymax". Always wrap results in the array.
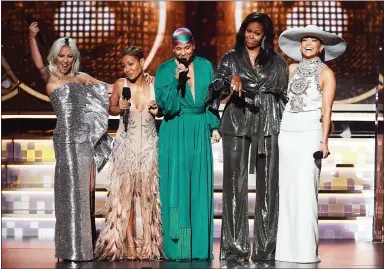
[{"xmin": 275, "ymin": 25, "xmax": 346, "ymax": 263}]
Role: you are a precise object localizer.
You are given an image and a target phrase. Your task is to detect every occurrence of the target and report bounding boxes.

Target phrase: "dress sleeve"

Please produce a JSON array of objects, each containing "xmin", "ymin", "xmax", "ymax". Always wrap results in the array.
[
  {"xmin": 154, "ymin": 65, "xmax": 181, "ymax": 117},
  {"xmin": 208, "ymin": 52, "xmax": 235, "ymax": 110},
  {"xmin": 258, "ymin": 56, "xmax": 289, "ymax": 114},
  {"xmin": 87, "ymin": 83, "xmax": 113, "ymax": 172},
  {"xmin": 276, "ymin": 60, "xmax": 289, "ymax": 114},
  {"xmin": 205, "ymin": 62, "xmax": 220, "ymax": 131}
]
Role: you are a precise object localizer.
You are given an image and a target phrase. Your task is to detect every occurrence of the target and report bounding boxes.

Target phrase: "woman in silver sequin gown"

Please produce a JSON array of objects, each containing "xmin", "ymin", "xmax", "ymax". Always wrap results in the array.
[
  {"xmin": 209, "ymin": 13, "xmax": 289, "ymax": 261},
  {"xmin": 29, "ymin": 23, "xmax": 112, "ymax": 261},
  {"xmin": 276, "ymin": 25, "xmax": 346, "ymax": 263},
  {"xmin": 94, "ymin": 47, "xmax": 163, "ymax": 261}
]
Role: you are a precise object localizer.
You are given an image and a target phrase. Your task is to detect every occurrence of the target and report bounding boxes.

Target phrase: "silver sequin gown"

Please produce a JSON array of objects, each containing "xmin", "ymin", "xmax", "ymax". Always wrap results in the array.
[
  {"xmin": 50, "ymin": 82, "xmax": 112, "ymax": 261},
  {"xmin": 210, "ymin": 49, "xmax": 289, "ymax": 261}
]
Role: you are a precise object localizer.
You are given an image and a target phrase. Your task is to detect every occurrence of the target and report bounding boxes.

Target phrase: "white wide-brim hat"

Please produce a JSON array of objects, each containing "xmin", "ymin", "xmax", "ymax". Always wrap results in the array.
[{"xmin": 278, "ymin": 25, "xmax": 347, "ymax": 61}]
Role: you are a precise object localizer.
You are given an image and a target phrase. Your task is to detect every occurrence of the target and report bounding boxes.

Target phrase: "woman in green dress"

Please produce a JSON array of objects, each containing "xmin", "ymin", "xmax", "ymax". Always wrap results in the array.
[{"xmin": 154, "ymin": 28, "xmax": 221, "ymax": 261}]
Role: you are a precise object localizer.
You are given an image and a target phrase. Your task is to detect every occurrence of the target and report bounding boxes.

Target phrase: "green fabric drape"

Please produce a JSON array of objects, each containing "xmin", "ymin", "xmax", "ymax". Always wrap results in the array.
[{"xmin": 155, "ymin": 56, "xmax": 219, "ymax": 260}]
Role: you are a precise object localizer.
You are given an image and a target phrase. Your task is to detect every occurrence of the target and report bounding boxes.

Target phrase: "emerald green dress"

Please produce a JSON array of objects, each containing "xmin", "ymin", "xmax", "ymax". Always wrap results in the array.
[{"xmin": 155, "ymin": 56, "xmax": 219, "ymax": 261}]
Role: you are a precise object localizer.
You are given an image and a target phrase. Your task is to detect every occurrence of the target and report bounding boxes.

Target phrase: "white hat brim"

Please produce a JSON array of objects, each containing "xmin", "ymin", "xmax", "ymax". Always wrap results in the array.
[{"xmin": 278, "ymin": 25, "xmax": 347, "ymax": 61}]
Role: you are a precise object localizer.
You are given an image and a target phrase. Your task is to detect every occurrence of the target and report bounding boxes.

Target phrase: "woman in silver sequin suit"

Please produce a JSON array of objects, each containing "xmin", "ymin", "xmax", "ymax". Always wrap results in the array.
[
  {"xmin": 209, "ymin": 13, "xmax": 289, "ymax": 261},
  {"xmin": 29, "ymin": 22, "xmax": 112, "ymax": 262},
  {"xmin": 94, "ymin": 46, "xmax": 163, "ymax": 261},
  {"xmin": 276, "ymin": 25, "xmax": 346, "ymax": 263}
]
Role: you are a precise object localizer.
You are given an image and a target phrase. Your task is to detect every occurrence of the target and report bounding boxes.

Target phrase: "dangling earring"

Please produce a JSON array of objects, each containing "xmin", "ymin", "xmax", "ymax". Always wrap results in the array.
[{"xmin": 261, "ymin": 36, "xmax": 266, "ymax": 50}]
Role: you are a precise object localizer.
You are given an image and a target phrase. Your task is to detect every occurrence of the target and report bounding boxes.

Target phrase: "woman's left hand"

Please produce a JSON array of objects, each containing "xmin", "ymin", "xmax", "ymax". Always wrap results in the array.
[
  {"xmin": 148, "ymin": 100, "xmax": 159, "ymax": 116},
  {"xmin": 144, "ymin": 73, "xmax": 155, "ymax": 84},
  {"xmin": 211, "ymin": 130, "xmax": 221, "ymax": 144},
  {"xmin": 148, "ymin": 100, "xmax": 158, "ymax": 110},
  {"xmin": 319, "ymin": 141, "xmax": 330, "ymax": 158}
]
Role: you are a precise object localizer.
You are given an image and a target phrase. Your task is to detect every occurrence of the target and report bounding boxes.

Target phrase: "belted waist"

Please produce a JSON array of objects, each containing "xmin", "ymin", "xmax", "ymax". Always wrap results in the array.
[{"xmin": 180, "ymin": 106, "xmax": 205, "ymax": 115}]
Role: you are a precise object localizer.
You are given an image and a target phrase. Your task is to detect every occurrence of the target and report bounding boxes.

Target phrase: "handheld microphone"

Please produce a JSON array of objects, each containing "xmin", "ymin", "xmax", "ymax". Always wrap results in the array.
[
  {"xmin": 25, "ymin": 13, "xmax": 45, "ymax": 46},
  {"xmin": 313, "ymin": 151, "xmax": 331, "ymax": 159},
  {"xmin": 122, "ymin": 87, "xmax": 131, "ymax": 132},
  {"xmin": 122, "ymin": 87, "xmax": 131, "ymax": 100},
  {"xmin": 178, "ymin": 57, "xmax": 188, "ymax": 66},
  {"xmin": 177, "ymin": 57, "xmax": 189, "ymax": 97}
]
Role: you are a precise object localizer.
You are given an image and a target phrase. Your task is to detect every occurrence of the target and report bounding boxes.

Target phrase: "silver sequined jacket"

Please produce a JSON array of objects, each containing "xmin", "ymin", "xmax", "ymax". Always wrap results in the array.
[{"xmin": 210, "ymin": 49, "xmax": 289, "ymax": 143}]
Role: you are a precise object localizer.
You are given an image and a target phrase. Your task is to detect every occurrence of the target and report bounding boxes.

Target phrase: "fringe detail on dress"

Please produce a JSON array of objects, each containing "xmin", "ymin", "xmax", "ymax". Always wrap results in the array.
[
  {"xmin": 169, "ymin": 207, "xmax": 179, "ymax": 240},
  {"xmin": 94, "ymin": 129, "xmax": 163, "ymax": 261},
  {"xmin": 177, "ymin": 227, "xmax": 191, "ymax": 261}
]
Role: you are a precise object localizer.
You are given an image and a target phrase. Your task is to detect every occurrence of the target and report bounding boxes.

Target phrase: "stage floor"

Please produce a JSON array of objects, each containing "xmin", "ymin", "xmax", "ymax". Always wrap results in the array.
[{"xmin": 1, "ymin": 239, "xmax": 382, "ymax": 268}]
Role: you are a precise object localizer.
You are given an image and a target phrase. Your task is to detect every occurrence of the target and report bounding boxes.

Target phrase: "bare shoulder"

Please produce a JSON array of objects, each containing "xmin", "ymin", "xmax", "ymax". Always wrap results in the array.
[
  {"xmin": 114, "ymin": 78, "xmax": 125, "ymax": 86},
  {"xmin": 320, "ymin": 66, "xmax": 335, "ymax": 76},
  {"xmin": 288, "ymin": 63, "xmax": 298, "ymax": 78},
  {"xmin": 288, "ymin": 63, "xmax": 298, "ymax": 73},
  {"xmin": 112, "ymin": 78, "xmax": 126, "ymax": 94},
  {"xmin": 113, "ymin": 78, "xmax": 125, "ymax": 89},
  {"xmin": 319, "ymin": 66, "xmax": 335, "ymax": 78}
]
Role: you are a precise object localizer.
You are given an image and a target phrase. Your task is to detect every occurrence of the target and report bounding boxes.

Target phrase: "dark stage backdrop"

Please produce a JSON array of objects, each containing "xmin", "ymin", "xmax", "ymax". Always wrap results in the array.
[{"xmin": 1, "ymin": 1, "xmax": 383, "ymax": 112}]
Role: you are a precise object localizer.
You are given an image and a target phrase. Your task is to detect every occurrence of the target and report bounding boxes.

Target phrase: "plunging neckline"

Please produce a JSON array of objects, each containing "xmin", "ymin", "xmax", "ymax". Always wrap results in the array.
[
  {"xmin": 124, "ymin": 79, "xmax": 151, "ymax": 113},
  {"xmin": 174, "ymin": 58, "xmax": 197, "ymax": 104}
]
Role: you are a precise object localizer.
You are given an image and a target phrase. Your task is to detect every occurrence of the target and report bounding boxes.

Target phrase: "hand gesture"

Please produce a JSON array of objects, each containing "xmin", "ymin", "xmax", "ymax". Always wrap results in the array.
[
  {"xmin": 211, "ymin": 130, "xmax": 221, "ymax": 144},
  {"xmin": 319, "ymin": 141, "xmax": 329, "ymax": 159},
  {"xmin": 148, "ymin": 100, "xmax": 159, "ymax": 116},
  {"xmin": 148, "ymin": 100, "xmax": 158, "ymax": 110},
  {"xmin": 144, "ymin": 73, "xmax": 155, "ymax": 84},
  {"xmin": 119, "ymin": 99, "xmax": 130, "ymax": 110},
  {"xmin": 175, "ymin": 64, "xmax": 187, "ymax": 80},
  {"xmin": 29, "ymin": 22, "xmax": 39, "ymax": 39},
  {"xmin": 230, "ymin": 75, "xmax": 242, "ymax": 97}
]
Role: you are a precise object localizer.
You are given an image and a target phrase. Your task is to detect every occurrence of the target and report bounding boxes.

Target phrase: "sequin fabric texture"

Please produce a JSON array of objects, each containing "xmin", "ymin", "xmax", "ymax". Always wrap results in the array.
[
  {"xmin": 210, "ymin": 49, "xmax": 289, "ymax": 142},
  {"xmin": 50, "ymin": 82, "xmax": 112, "ymax": 261},
  {"xmin": 210, "ymin": 49, "xmax": 289, "ymax": 261}
]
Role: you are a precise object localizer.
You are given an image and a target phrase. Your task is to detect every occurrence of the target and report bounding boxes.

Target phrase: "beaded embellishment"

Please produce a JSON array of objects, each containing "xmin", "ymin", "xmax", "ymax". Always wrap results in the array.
[{"xmin": 288, "ymin": 58, "xmax": 326, "ymax": 112}]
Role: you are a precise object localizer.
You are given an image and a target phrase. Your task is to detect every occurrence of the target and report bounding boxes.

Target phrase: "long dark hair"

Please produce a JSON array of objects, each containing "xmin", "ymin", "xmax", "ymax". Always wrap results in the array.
[{"xmin": 234, "ymin": 12, "xmax": 275, "ymax": 66}]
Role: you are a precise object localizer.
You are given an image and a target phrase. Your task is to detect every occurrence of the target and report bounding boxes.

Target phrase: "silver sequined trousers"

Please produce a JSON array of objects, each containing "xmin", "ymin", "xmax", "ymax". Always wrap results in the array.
[
  {"xmin": 220, "ymin": 134, "xmax": 279, "ymax": 261},
  {"xmin": 50, "ymin": 82, "xmax": 112, "ymax": 261}
]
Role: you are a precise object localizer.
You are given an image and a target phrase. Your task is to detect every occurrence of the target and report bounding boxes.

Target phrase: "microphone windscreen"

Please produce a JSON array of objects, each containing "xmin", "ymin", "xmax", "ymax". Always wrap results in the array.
[
  {"xmin": 178, "ymin": 57, "xmax": 188, "ymax": 66},
  {"xmin": 313, "ymin": 151, "xmax": 323, "ymax": 159},
  {"xmin": 122, "ymin": 87, "xmax": 131, "ymax": 100},
  {"xmin": 313, "ymin": 151, "xmax": 331, "ymax": 159}
]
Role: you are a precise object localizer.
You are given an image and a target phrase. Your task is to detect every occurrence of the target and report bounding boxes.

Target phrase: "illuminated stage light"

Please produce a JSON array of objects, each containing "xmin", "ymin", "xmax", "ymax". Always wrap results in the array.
[
  {"xmin": 287, "ymin": 1, "xmax": 347, "ymax": 38},
  {"xmin": 2, "ymin": 79, "xmax": 12, "ymax": 89},
  {"xmin": 55, "ymin": 1, "xmax": 116, "ymax": 45}
]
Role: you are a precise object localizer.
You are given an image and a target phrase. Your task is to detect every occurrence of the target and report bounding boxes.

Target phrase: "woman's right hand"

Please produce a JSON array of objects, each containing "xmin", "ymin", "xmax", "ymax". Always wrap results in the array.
[
  {"xmin": 230, "ymin": 75, "xmax": 242, "ymax": 97},
  {"xmin": 175, "ymin": 63, "xmax": 187, "ymax": 80},
  {"xmin": 119, "ymin": 99, "xmax": 130, "ymax": 110},
  {"xmin": 29, "ymin": 22, "xmax": 39, "ymax": 39}
]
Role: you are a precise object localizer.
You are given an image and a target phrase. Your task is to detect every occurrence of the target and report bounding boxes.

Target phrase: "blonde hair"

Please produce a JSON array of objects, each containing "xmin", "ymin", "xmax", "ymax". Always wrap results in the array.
[{"xmin": 47, "ymin": 37, "xmax": 80, "ymax": 77}]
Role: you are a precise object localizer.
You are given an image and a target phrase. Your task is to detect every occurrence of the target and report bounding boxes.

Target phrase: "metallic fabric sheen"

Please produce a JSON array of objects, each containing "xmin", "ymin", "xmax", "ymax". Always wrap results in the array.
[
  {"xmin": 220, "ymin": 135, "xmax": 279, "ymax": 261},
  {"xmin": 210, "ymin": 49, "xmax": 288, "ymax": 140},
  {"xmin": 211, "ymin": 48, "xmax": 288, "ymax": 261},
  {"xmin": 50, "ymin": 82, "xmax": 112, "ymax": 261}
]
